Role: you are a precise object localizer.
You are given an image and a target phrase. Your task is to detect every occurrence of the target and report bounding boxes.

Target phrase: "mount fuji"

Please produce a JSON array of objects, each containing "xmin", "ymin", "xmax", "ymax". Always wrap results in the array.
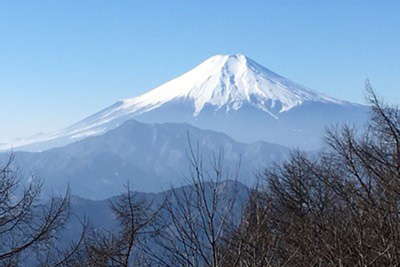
[{"xmin": 2, "ymin": 54, "xmax": 367, "ymax": 151}]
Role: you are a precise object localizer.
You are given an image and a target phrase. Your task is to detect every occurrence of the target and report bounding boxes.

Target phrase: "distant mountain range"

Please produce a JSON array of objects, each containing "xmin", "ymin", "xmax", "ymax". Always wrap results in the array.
[
  {"xmin": 1, "ymin": 54, "xmax": 368, "ymax": 152},
  {"xmin": 22, "ymin": 180, "xmax": 250, "ymax": 266},
  {"xmin": 0, "ymin": 119, "xmax": 288, "ymax": 199},
  {"xmin": 67, "ymin": 179, "xmax": 249, "ymax": 236}
]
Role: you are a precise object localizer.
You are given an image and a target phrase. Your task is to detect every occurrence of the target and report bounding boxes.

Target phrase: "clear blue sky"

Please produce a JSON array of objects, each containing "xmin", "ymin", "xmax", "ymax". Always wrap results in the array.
[{"xmin": 1, "ymin": 1, "xmax": 399, "ymax": 142}]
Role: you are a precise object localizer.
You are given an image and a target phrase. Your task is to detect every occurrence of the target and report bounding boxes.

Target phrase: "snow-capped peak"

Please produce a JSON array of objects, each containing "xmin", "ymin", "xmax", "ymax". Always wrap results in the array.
[{"xmin": 118, "ymin": 53, "xmax": 344, "ymax": 117}]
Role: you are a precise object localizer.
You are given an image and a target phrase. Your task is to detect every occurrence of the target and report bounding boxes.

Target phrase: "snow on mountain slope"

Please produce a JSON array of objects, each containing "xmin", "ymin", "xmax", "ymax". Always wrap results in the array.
[
  {"xmin": 118, "ymin": 54, "xmax": 344, "ymax": 115},
  {"xmin": 0, "ymin": 54, "xmax": 364, "ymax": 152},
  {"xmin": 69, "ymin": 54, "xmax": 346, "ymax": 127}
]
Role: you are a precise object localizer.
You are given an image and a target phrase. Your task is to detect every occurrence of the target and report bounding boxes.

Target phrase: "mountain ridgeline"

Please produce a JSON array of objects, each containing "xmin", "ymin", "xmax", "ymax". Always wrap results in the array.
[{"xmin": 1, "ymin": 120, "xmax": 288, "ymax": 199}]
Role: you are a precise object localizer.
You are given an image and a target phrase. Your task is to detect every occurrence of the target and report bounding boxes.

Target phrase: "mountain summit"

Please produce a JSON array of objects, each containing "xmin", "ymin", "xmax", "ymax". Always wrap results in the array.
[
  {"xmin": 1, "ymin": 54, "xmax": 367, "ymax": 151},
  {"xmin": 116, "ymin": 54, "xmax": 344, "ymax": 117}
]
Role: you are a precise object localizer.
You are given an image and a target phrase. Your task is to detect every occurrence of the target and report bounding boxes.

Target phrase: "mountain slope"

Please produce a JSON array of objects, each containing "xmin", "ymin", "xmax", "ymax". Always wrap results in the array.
[
  {"xmin": 1, "ymin": 54, "xmax": 368, "ymax": 151},
  {"xmin": 0, "ymin": 119, "xmax": 289, "ymax": 199}
]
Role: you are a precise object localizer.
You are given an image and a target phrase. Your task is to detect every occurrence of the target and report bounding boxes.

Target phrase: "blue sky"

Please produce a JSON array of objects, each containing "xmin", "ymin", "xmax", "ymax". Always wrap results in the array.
[{"xmin": 1, "ymin": 1, "xmax": 399, "ymax": 142}]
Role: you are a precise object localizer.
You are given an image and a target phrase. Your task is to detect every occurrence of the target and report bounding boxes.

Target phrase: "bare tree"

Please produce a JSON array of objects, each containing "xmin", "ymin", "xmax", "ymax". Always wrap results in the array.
[
  {"xmin": 146, "ymin": 142, "xmax": 245, "ymax": 267},
  {"xmin": 0, "ymin": 154, "xmax": 86, "ymax": 267},
  {"xmin": 76, "ymin": 184, "xmax": 162, "ymax": 267},
  {"xmin": 218, "ymin": 188, "xmax": 282, "ymax": 267}
]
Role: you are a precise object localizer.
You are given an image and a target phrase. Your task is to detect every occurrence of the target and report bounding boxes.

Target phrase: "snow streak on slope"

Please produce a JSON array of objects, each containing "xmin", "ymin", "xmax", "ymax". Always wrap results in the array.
[{"xmin": 0, "ymin": 54, "xmax": 348, "ymax": 151}]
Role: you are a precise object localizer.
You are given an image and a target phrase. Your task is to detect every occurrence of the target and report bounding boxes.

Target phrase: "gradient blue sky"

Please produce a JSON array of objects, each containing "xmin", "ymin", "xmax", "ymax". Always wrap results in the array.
[{"xmin": 1, "ymin": 1, "xmax": 399, "ymax": 142}]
